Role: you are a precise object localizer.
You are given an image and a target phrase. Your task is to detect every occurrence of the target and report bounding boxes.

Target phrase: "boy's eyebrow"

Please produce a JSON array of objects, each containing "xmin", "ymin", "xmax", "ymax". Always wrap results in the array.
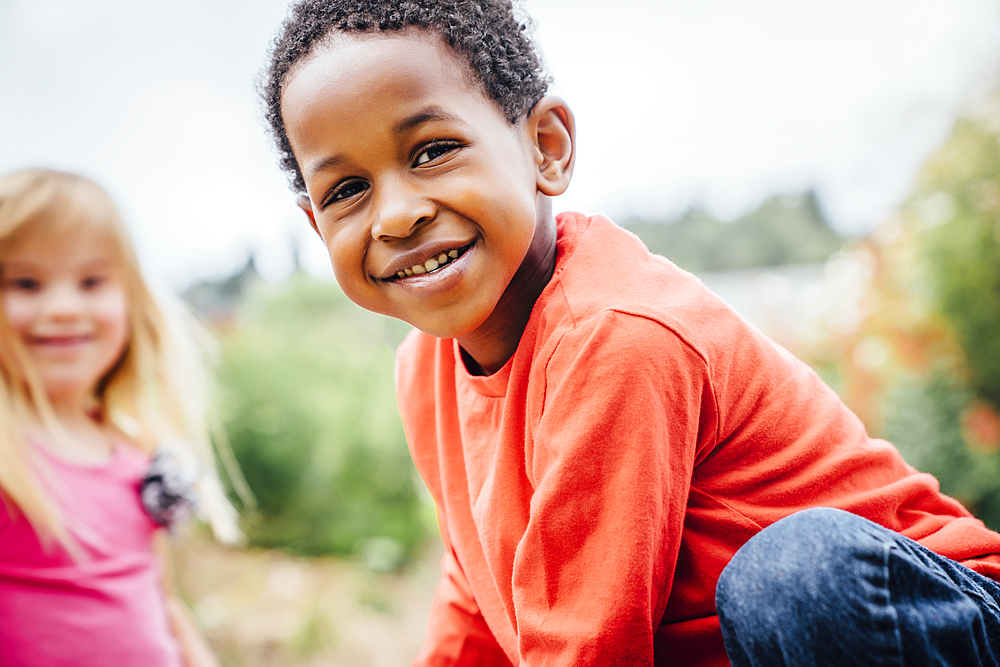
[
  {"xmin": 394, "ymin": 106, "xmax": 461, "ymax": 134},
  {"xmin": 306, "ymin": 106, "xmax": 462, "ymax": 178}
]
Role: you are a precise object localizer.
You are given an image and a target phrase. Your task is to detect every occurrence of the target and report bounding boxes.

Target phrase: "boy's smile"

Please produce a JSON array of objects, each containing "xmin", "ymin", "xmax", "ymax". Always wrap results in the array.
[{"xmin": 282, "ymin": 31, "xmax": 571, "ymax": 373}]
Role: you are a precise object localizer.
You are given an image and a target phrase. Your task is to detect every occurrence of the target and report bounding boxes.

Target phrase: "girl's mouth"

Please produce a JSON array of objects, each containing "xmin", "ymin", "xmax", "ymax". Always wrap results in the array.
[
  {"xmin": 31, "ymin": 335, "xmax": 89, "ymax": 346},
  {"xmin": 392, "ymin": 244, "xmax": 471, "ymax": 279}
]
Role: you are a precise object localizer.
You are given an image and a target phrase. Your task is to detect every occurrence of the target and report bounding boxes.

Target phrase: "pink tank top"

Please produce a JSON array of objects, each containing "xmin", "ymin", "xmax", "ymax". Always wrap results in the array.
[{"xmin": 0, "ymin": 444, "xmax": 182, "ymax": 667}]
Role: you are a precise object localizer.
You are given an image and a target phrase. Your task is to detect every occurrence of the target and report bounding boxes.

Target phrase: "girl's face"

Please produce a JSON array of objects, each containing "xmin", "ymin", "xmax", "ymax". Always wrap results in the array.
[{"xmin": 0, "ymin": 228, "xmax": 130, "ymax": 407}]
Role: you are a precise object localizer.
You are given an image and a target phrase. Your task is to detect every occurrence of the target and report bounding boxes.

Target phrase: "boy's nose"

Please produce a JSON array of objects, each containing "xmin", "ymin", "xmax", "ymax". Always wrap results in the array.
[{"xmin": 370, "ymin": 181, "xmax": 436, "ymax": 241}]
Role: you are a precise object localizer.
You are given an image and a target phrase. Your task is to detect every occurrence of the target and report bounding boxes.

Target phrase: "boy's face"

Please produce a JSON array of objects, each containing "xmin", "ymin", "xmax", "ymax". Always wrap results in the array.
[{"xmin": 282, "ymin": 32, "xmax": 552, "ymax": 344}]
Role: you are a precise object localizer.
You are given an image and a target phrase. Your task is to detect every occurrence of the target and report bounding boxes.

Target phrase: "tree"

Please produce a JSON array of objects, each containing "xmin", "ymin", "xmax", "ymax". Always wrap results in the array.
[{"xmin": 798, "ymin": 91, "xmax": 1000, "ymax": 528}]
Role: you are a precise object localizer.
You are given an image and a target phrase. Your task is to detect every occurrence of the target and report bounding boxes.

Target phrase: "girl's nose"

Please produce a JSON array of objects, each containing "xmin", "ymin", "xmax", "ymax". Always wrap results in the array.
[
  {"xmin": 370, "ymin": 180, "xmax": 436, "ymax": 241},
  {"xmin": 40, "ymin": 283, "xmax": 83, "ymax": 320}
]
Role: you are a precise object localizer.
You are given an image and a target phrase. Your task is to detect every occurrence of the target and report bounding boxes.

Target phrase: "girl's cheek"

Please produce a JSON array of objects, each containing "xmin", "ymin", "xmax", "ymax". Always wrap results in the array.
[
  {"xmin": 95, "ymin": 288, "xmax": 129, "ymax": 320},
  {"xmin": 1, "ymin": 296, "xmax": 31, "ymax": 333}
]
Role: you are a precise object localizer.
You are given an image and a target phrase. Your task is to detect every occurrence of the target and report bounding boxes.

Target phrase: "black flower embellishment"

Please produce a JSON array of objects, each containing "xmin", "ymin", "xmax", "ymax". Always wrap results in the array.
[{"xmin": 140, "ymin": 448, "xmax": 198, "ymax": 529}]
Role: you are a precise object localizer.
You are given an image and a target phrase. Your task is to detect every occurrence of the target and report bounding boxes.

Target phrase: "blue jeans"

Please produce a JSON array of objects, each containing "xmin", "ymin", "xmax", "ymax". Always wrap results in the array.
[{"xmin": 715, "ymin": 507, "xmax": 1000, "ymax": 666}]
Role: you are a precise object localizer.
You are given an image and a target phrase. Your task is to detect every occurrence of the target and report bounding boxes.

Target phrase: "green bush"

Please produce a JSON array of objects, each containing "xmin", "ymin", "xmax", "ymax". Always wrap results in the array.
[
  {"xmin": 882, "ymin": 370, "xmax": 1000, "ymax": 530},
  {"xmin": 915, "ymin": 113, "xmax": 1000, "ymax": 409},
  {"xmin": 878, "ymin": 94, "xmax": 1000, "ymax": 530},
  {"xmin": 217, "ymin": 275, "xmax": 429, "ymax": 563},
  {"xmin": 793, "ymin": 93, "xmax": 1000, "ymax": 532}
]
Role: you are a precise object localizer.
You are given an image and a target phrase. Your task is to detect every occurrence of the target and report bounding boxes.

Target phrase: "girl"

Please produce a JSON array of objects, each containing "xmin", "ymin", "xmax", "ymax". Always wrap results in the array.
[{"xmin": 0, "ymin": 168, "xmax": 241, "ymax": 667}]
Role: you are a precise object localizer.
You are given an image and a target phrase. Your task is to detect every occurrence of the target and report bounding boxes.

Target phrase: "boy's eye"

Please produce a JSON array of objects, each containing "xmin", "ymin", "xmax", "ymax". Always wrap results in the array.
[
  {"xmin": 322, "ymin": 178, "xmax": 369, "ymax": 208},
  {"xmin": 413, "ymin": 140, "xmax": 461, "ymax": 167}
]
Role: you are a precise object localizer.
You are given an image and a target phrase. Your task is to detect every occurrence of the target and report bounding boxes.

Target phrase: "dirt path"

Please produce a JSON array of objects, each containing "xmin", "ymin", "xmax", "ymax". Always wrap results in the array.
[{"xmin": 174, "ymin": 532, "xmax": 442, "ymax": 666}]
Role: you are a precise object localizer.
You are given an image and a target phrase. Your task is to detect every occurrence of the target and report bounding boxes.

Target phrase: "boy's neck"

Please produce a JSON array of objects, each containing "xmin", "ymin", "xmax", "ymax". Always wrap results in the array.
[{"xmin": 457, "ymin": 210, "xmax": 558, "ymax": 376}]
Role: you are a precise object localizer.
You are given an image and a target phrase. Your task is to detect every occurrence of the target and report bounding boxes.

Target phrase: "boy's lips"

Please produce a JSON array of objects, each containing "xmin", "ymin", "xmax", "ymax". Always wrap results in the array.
[{"xmin": 379, "ymin": 240, "xmax": 475, "ymax": 281}]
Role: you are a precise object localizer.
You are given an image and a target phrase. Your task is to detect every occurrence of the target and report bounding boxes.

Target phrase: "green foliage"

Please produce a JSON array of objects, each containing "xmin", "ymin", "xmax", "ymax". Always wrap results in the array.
[
  {"xmin": 869, "ymin": 95, "xmax": 1000, "ymax": 531},
  {"xmin": 622, "ymin": 191, "xmax": 845, "ymax": 272},
  {"xmin": 786, "ymin": 96, "xmax": 1000, "ymax": 532},
  {"xmin": 882, "ymin": 371, "xmax": 1000, "ymax": 530},
  {"xmin": 915, "ymin": 113, "xmax": 1000, "ymax": 410},
  {"xmin": 217, "ymin": 275, "xmax": 428, "ymax": 562}
]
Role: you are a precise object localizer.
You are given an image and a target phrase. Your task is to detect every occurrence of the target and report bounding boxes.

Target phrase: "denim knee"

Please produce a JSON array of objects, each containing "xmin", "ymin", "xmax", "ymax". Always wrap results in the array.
[
  {"xmin": 718, "ymin": 508, "xmax": 858, "ymax": 594},
  {"xmin": 715, "ymin": 508, "xmax": 906, "ymax": 665},
  {"xmin": 716, "ymin": 508, "xmax": 886, "ymax": 631},
  {"xmin": 715, "ymin": 507, "xmax": 1000, "ymax": 667}
]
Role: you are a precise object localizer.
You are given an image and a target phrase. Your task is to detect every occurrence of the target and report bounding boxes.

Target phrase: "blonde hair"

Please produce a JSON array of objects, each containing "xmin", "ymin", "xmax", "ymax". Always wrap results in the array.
[{"xmin": 0, "ymin": 168, "xmax": 244, "ymax": 546}]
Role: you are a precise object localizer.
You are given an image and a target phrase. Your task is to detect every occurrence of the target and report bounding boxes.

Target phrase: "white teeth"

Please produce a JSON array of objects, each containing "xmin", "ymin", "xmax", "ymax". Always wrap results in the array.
[{"xmin": 395, "ymin": 246, "xmax": 469, "ymax": 278}]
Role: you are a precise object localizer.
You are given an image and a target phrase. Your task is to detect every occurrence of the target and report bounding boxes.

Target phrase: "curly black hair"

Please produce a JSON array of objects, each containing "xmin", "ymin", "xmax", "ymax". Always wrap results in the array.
[{"xmin": 261, "ymin": 0, "xmax": 551, "ymax": 194}]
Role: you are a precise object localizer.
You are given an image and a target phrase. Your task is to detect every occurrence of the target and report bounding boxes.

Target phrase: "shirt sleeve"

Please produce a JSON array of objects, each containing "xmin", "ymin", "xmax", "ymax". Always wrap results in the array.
[
  {"xmin": 513, "ymin": 310, "xmax": 712, "ymax": 665},
  {"xmin": 413, "ymin": 546, "xmax": 514, "ymax": 666}
]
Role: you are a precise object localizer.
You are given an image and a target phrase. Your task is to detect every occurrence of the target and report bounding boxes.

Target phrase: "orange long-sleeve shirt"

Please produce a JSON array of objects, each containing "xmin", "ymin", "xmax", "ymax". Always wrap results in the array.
[{"xmin": 396, "ymin": 212, "xmax": 1000, "ymax": 666}]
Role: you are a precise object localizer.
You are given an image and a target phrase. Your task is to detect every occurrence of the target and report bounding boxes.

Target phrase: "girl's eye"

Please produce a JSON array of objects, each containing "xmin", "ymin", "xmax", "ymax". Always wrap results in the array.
[
  {"xmin": 322, "ymin": 178, "xmax": 369, "ymax": 208},
  {"xmin": 81, "ymin": 276, "xmax": 106, "ymax": 290},
  {"xmin": 6, "ymin": 277, "xmax": 39, "ymax": 291},
  {"xmin": 414, "ymin": 141, "xmax": 461, "ymax": 167}
]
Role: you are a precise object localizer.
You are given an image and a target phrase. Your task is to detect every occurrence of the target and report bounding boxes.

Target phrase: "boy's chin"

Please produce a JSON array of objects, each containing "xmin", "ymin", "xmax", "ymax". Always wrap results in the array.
[
  {"xmin": 402, "ymin": 311, "xmax": 490, "ymax": 342},
  {"xmin": 409, "ymin": 320, "xmax": 476, "ymax": 341}
]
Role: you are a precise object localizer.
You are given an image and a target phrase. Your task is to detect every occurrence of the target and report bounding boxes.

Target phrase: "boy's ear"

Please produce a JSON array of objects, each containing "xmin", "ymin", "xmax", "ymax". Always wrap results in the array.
[
  {"xmin": 297, "ymin": 194, "xmax": 322, "ymax": 237},
  {"xmin": 527, "ymin": 96, "xmax": 575, "ymax": 197}
]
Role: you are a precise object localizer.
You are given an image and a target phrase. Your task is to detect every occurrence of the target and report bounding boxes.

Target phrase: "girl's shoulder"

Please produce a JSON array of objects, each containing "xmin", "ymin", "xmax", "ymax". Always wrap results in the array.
[{"xmin": 33, "ymin": 437, "xmax": 150, "ymax": 484}]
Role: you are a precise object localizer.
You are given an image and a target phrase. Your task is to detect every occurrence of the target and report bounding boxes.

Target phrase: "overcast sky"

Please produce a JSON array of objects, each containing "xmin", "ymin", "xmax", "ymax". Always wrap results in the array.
[{"xmin": 2, "ymin": 0, "xmax": 999, "ymax": 289}]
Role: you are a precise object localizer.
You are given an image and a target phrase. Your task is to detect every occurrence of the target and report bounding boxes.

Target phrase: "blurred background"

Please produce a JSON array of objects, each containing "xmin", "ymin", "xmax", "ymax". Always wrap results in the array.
[{"xmin": 4, "ymin": 0, "xmax": 1000, "ymax": 664}]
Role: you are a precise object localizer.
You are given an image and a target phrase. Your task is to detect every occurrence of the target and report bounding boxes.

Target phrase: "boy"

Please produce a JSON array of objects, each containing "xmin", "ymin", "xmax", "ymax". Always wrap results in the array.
[{"xmin": 261, "ymin": 0, "xmax": 1000, "ymax": 664}]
